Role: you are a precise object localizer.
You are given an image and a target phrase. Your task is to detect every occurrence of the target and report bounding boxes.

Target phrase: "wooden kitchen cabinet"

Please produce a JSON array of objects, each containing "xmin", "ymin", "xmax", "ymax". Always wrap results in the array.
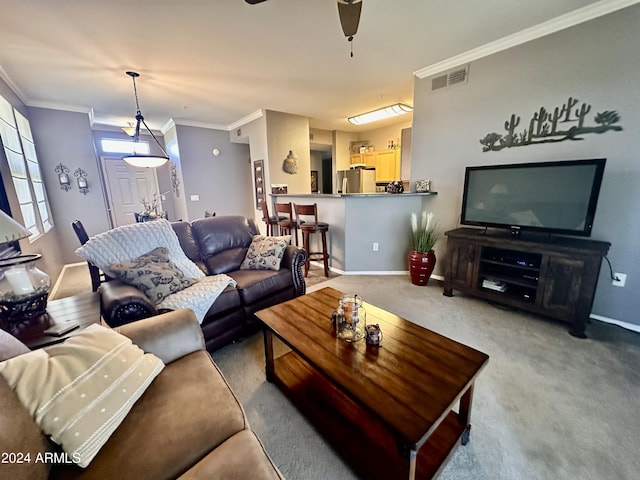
[
  {"xmin": 375, "ymin": 149, "xmax": 400, "ymax": 182},
  {"xmin": 350, "ymin": 152, "xmax": 376, "ymax": 167},
  {"xmin": 442, "ymin": 228, "xmax": 610, "ymax": 338},
  {"xmin": 350, "ymin": 153, "xmax": 363, "ymax": 165},
  {"xmin": 362, "ymin": 151, "xmax": 376, "ymax": 167}
]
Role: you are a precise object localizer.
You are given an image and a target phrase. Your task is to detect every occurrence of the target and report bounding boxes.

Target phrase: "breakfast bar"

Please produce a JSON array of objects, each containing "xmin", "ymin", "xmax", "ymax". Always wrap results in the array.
[{"xmin": 270, "ymin": 192, "xmax": 437, "ymax": 273}]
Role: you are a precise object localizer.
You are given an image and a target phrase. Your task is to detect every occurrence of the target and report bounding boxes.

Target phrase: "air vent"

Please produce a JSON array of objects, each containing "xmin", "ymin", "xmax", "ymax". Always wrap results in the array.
[
  {"xmin": 431, "ymin": 65, "xmax": 469, "ymax": 91},
  {"xmin": 236, "ymin": 128, "xmax": 242, "ymax": 137}
]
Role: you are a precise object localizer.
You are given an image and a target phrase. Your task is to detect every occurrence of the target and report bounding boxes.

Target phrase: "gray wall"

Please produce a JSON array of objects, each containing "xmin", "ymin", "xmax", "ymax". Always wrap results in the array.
[
  {"xmin": 28, "ymin": 108, "xmax": 111, "ymax": 269},
  {"xmin": 175, "ymin": 124, "xmax": 252, "ymax": 220},
  {"xmin": 410, "ymin": 5, "xmax": 640, "ymax": 326}
]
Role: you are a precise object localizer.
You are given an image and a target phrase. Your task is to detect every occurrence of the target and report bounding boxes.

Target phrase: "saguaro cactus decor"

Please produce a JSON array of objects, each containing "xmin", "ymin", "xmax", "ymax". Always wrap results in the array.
[{"xmin": 480, "ymin": 96, "xmax": 623, "ymax": 152}]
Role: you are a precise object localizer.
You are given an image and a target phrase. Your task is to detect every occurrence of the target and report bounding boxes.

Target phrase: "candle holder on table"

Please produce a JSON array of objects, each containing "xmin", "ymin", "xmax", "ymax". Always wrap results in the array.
[{"xmin": 0, "ymin": 254, "xmax": 51, "ymax": 324}]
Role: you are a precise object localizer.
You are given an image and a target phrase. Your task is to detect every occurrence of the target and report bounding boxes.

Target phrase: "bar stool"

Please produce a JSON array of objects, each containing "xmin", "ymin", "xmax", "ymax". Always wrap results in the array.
[
  {"xmin": 274, "ymin": 202, "xmax": 302, "ymax": 245},
  {"xmin": 294, "ymin": 203, "xmax": 329, "ymax": 277},
  {"xmin": 260, "ymin": 201, "xmax": 285, "ymax": 236}
]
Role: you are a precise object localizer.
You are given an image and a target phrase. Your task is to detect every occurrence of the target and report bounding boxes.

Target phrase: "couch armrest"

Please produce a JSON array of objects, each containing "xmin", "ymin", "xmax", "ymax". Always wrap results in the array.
[
  {"xmin": 115, "ymin": 309, "xmax": 206, "ymax": 364},
  {"xmin": 280, "ymin": 245, "xmax": 307, "ymax": 296},
  {"xmin": 99, "ymin": 279, "xmax": 158, "ymax": 327}
]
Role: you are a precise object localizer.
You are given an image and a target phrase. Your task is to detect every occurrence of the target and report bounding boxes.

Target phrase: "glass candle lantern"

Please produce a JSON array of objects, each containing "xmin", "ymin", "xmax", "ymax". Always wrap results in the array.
[
  {"xmin": 0, "ymin": 254, "xmax": 50, "ymax": 322},
  {"xmin": 336, "ymin": 294, "xmax": 366, "ymax": 343}
]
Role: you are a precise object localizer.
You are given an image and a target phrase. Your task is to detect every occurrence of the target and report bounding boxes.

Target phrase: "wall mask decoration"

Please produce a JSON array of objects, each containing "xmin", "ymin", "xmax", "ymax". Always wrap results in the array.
[
  {"xmin": 480, "ymin": 97, "xmax": 623, "ymax": 152},
  {"xmin": 282, "ymin": 150, "xmax": 298, "ymax": 174},
  {"xmin": 170, "ymin": 161, "xmax": 181, "ymax": 197},
  {"xmin": 74, "ymin": 168, "xmax": 89, "ymax": 195},
  {"xmin": 55, "ymin": 163, "xmax": 71, "ymax": 191}
]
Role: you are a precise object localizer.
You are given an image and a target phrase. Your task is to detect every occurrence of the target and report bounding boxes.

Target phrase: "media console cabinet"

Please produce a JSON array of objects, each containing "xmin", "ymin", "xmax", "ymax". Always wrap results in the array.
[{"xmin": 443, "ymin": 228, "xmax": 610, "ymax": 337}]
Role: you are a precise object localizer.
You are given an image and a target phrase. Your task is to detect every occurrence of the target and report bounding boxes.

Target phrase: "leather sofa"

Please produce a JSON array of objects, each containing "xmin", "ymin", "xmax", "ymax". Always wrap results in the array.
[
  {"xmin": 99, "ymin": 215, "xmax": 307, "ymax": 352},
  {"xmin": 0, "ymin": 309, "xmax": 285, "ymax": 480}
]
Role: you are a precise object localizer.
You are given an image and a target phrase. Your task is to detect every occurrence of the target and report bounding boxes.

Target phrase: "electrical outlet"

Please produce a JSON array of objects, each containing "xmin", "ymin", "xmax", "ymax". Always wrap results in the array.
[
  {"xmin": 612, "ymin": 273, "xmax": 626, "ymax": 287},
  {"xmin": 372, "ymin": 242, "xmax": 379, "ymax": 252}
]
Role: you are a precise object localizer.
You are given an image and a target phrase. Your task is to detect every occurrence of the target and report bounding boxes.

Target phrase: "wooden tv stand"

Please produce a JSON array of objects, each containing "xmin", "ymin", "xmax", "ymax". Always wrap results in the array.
[{"xmin": 443, "ymin": 228, "xmax": 610, "ymax": 338}]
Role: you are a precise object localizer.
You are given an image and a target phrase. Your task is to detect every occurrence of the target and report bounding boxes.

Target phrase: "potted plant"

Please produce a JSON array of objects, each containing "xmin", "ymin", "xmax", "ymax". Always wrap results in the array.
[{"xmin": 409, "ymin": 211, "xmax": 441, "ymax": 286}]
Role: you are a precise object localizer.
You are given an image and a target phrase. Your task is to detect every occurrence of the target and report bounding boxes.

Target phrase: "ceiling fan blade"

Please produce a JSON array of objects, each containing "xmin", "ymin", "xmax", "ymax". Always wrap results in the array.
[
  {"xmin": 245, "ymin": 0, "xmax": 269, "ymax": 4},
  {"xmin": 337, "ymin": 0, "xmax": 362, "ymax": 38}
]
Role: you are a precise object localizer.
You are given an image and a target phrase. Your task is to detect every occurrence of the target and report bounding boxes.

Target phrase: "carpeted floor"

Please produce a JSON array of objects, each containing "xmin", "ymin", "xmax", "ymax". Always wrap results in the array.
[
  {"xmin": 212, "ymin": 275, "xmax": 640, "ymax": 480},
  {"xmin": 52, "ymin": 266, "xmax": 640, "ymax": 479}
]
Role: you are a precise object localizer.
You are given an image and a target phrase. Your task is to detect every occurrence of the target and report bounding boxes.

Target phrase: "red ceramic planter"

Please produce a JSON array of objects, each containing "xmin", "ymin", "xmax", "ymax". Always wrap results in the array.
[{"xmin": 408, "ymin": 249, "xmax": 436, "ymax": 286}]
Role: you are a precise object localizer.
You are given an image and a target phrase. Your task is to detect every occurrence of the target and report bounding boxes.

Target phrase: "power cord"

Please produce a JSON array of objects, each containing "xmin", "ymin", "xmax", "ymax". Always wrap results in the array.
[{"xmin": 603, "ymin": 255, "xmax": 620, "ymax": 282}]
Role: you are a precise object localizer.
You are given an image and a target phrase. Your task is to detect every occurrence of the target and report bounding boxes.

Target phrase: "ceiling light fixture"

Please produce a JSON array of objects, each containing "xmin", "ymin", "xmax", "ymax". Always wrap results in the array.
[
  {"xmin": 122, "ymin": 71, "xmax": 169, "ymax": 168},
  {"xmin": 347, "ymin": 103, "xmax": 413, "ymax": 125},
  {"xmin": 122, "ymin": 122, "xmax": 136, "ymax": 137}
]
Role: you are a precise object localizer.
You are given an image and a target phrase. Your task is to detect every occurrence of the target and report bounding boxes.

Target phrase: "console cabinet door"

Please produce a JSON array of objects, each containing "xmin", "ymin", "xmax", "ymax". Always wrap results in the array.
[
  {"xmin": 447, "ymin": 240, "xmax": 478, "ymax": 290},
  {"xmin": 540, "ymin": 255, "xmax": 584, "ymax": 320}
]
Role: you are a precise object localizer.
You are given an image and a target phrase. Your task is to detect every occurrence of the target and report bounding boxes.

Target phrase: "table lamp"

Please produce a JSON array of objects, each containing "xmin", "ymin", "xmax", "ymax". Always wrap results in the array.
[{"xmin": 0, "ymin": 210, "xmax": 50, "ymax": 323}]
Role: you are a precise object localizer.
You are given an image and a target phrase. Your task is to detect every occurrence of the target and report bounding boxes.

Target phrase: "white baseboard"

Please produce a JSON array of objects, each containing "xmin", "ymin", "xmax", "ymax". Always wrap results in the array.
[{"xmin": 590, "ymin": 314, "xmax": 640, "ymax": 334}]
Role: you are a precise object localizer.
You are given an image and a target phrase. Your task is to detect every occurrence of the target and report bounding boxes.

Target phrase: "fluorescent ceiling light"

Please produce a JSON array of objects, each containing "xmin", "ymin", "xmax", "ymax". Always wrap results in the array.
[{"xmin": 348, "ymin": 103, "xmax": 413, "ymax": 125}]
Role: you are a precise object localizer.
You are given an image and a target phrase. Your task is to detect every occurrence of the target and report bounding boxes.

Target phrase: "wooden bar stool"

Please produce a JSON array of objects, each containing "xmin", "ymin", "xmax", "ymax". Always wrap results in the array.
[
  {"xmin": 260, "ymin": 201, "xmax": 285, "ymax": 236},
  {"xmin": 294, "ymin": 203, "xmax": 329, "ymax": 277},
  {"xmin": 274, "ymin": 202, "xmax": 302, "ymax": 245}
]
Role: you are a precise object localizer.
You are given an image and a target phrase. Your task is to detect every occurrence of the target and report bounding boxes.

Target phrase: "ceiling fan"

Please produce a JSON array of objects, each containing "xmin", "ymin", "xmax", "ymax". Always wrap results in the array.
[{"xmin": 245, "ymin": 0, "xmax": 362, "ymax": 56}]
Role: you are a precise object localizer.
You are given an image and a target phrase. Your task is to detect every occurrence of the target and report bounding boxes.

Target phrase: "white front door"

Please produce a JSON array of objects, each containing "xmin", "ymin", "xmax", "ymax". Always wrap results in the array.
[{"xmin": 101, "ymin": 156, "xmax": 160, "ymax": 227}]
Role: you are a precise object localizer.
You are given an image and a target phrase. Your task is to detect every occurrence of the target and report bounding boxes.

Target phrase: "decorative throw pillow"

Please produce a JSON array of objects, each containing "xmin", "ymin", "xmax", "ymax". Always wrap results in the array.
[
  {"xmin": 0, "ymin": 324, "xmax": 164, "ymax": 468},
  {"xmin": 240, "ymin": 235, "xmax": 290, "ymax": 271},
  {"xmin": 109, "ymin": 247, "xmax": 198, "ymax": 304},
  {"xmin": 75, "ymin": 218, "xmax": 205, "ymax": 281}
]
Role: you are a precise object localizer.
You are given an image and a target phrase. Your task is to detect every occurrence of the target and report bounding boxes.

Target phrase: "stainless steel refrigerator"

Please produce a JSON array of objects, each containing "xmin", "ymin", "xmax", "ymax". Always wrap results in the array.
[{"xmin": 336, "ymin": 168, "xmax": 376, "ymax": 193}]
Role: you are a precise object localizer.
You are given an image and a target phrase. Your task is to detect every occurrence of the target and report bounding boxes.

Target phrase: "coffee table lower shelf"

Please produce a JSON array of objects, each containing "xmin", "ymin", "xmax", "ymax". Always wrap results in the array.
[{"xmin": 270, "ymin": 350, "xmax": 468, "ymax": 480}]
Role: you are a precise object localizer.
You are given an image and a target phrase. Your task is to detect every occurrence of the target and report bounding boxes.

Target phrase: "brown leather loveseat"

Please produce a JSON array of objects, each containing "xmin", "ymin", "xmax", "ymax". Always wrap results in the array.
[
  {"xmin": 0, "ymin": 309, "xmax": 285, "ymax": 480},
  {"xmin": 97, "ymin": 216, "xmax": 307, "ymax": 352}
]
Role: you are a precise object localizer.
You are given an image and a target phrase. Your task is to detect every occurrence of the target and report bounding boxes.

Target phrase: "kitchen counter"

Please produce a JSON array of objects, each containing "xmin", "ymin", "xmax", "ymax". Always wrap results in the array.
[
  {"xmin": 271, "ymin": 192, "xmax": 437, "ymax": 198},
  {"xmin": 270, "ymin": 192, "xmax": 438, "ymax": 273}
]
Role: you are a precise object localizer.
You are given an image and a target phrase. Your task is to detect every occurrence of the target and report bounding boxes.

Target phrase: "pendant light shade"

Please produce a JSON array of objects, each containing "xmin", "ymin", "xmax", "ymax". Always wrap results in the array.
[{"xmin": 122, "ymin": 71, "xmax": 169, "ymax": 168}]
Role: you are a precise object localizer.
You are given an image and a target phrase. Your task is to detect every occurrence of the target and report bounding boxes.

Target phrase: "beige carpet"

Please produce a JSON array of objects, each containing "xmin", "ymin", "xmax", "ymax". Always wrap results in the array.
[{"xmin": 212, "ymin": 275, "xmax": 640, "ymax": 480}]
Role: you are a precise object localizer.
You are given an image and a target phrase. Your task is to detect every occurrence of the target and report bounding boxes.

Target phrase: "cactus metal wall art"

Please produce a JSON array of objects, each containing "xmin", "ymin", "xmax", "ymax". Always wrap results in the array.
[{"xmin": 480, "ymin": 97, "xmax": 622, "ymax": 152}]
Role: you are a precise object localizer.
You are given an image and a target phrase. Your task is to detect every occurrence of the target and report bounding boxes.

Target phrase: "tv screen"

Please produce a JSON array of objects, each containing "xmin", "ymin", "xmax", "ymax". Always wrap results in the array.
[{"xmin": 460, "ymin": 159, "xmax": 606, "ymax": 237}]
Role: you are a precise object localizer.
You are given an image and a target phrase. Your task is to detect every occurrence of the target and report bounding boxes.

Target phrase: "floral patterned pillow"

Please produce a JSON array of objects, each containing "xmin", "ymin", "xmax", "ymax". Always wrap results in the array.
[
  {"xmin": 240, "ymin": 235, "xmax": 290, "ymax": 271},
  {"xmin": 109, "ymin": 247, "xmax": 198, "ymax": 304}
]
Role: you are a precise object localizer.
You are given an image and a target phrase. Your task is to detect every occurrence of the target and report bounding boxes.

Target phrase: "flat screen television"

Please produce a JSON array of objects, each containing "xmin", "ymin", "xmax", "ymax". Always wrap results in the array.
[{"xmin": 460, "ymin": 158, "xmax": 606, "ymax": 237}]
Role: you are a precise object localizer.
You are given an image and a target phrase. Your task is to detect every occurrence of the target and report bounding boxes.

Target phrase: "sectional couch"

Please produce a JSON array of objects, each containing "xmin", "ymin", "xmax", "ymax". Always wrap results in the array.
[{"xmin": 0, "ymin": 309, "xmax": 285, "ymax": 479}]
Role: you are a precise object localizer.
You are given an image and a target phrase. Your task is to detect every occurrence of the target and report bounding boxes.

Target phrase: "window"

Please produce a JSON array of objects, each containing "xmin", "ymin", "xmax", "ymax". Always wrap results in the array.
[
  {"xmin": 0, "ymin": 95, "xmax": 53, "ymax": 239},
  {"xmin": 100, "ymin": 139, "xmax": 150, "ymax": 154}
]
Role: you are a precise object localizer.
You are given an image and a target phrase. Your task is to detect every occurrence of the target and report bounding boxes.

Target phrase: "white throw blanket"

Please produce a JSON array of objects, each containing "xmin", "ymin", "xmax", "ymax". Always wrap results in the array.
[
  {"xmin": 75, "ymin": 219, "xmax": 234, "ymax": 322},
  {"xmin": 157, "ymin": 274, "xmax": 237, "ymax": 324},
  {"xmin": 75, "ymin": 219, "xmax": 205, "ymax": 280}
]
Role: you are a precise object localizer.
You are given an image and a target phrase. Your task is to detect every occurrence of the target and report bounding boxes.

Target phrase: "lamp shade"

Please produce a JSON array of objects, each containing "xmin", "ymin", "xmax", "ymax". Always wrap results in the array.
[
  {"xmin": 0, "ymin": 210, "xmax": 30, "ymax": 243},
  {"xmin": 122, "ymin": 154, "xmax": 169, "ymax": 168}
]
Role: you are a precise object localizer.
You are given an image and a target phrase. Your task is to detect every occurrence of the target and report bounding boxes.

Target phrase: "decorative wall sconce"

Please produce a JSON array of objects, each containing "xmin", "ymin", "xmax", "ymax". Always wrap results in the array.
[
  {"xmin": 55, "ymin": 163, "xmax": 71, "ymax": 191},
  {"xmin": 74, "ymin": 168, "xmax": 89, "ymax": 195}
]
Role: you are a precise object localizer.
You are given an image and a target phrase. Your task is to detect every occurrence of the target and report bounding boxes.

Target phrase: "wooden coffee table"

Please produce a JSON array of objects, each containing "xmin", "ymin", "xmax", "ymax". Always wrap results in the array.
[
  {"xmin": 256, "ymin": 287, "xmax": 489, "ymax": 480},
  {"xmin": 2, "ymin": 292, "xmax": 100, "ymax": 349}
]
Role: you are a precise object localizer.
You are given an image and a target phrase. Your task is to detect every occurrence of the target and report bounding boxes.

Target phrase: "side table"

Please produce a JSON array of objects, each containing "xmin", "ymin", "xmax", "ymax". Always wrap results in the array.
[{"xmin": 1, "ymin": 292, "xmax": 101, "ymax": 349}]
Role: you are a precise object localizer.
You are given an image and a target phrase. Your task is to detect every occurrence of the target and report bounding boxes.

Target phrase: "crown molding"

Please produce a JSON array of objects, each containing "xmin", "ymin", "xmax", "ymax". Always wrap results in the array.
[
  {"xmin": 27, "ymin": 100, "xmax": 92, "ymax": 114},
  {"xmin": 0, "ymin": 65, "xmax": 28, "ymax": 104},
  {"xmin": 161, "ymin": 118, "xmax": 176, "ymax": 135},
  {"xmin": 414, "ymin": 0, "xmax": 640, "ymax": 79},
  {"xmin": 171, "ymin": 118, "xmax": 228, "ymax": 131},
  {"xmin": 227, "ymin": 109, "xmax": 264, "ymax": 131}
]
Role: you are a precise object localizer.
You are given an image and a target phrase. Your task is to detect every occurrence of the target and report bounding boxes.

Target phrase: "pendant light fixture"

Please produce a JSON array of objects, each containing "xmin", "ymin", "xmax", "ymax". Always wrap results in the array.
[{"xmin": 122, "ymin": 71, "xmax": 169, "ymax": 168}]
